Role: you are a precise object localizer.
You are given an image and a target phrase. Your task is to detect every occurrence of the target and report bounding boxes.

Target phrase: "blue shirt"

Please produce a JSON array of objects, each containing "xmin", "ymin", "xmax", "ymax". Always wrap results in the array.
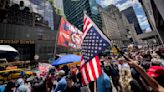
[
  {"xmin": 54, "ymin": 76, "xmax": 67, "ymax": 92},
  {"xmin": 0, "ymin": 85, "xmax": 5, "ymax": 92},
  {"xmin": 97, "ymin": 71, "xmax": 112, "ymax": 92}
]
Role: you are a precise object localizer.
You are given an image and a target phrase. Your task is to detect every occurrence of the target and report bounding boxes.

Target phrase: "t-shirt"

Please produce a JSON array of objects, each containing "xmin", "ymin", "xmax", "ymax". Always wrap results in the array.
[
  {"xmin": 97, "ymin": 71, "xmax": 112, "ymax": 92},
  {"xmin": 16, "ymin": 85, "xmax": 30, "ymax": 92},
  {"xmin": 118, "ymin": 63, "xmax": 130, "ymax": 70}
]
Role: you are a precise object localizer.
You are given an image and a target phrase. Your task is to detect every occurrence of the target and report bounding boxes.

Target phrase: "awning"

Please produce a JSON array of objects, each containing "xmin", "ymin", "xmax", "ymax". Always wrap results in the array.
[{"xmin": 0, "ymin": 45, "xmax": 19, "ymax": 59}]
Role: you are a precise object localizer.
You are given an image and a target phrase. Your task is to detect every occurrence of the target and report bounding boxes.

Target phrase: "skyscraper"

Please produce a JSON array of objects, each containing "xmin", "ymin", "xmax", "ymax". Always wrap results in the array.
[
  {"xmin": 0, "ymin": 0, "xmax": 57, "ymax": 61},
  {"xmin": 139, "ymin": 0, "xmax": 164, "ymax": 45},
  {"xmin": 55, "ymin": 0, "xmax": 64, "ymax": 11},
  {"xmin": 11, "ymin": 0, "xmax": 54, "ymax": 30},
  {"xmin": 63, "ymin": 0, "xmax": 102, "ymax": 31},
  {"xmin": 122, "ymin": 7, "xmax": 143, "ymax": 34},
  {"xmin": 53, "ymin": 0, "xmax": 65, "ymax": 17},
  {"xmin": 99, "ymin": 5, "xmax": 138, "ymax": 47}
]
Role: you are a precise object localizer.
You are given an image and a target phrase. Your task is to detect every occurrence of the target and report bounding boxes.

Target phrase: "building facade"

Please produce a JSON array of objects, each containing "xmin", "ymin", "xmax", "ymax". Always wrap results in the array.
[
  {"xmin": 139, "ymin": 0, "xmax": 164, "ymax": 45},
  {"xmin": 9, "ymin": 0, "xmax": 54, "ymax": 30},
  {"xmin": 0, "ymin": 0, "xmax": 57, "ymax": 62},
  {"xmin": 99, "ymin": 5, "xmax": 138, "ymax": 47},
  {"xmin": 122, "ymin": 7, "xmax": 143, "ymax": 35},
  {"xmin": 63, "ymin": 0, "xmax": 102, "ymax": 31}
]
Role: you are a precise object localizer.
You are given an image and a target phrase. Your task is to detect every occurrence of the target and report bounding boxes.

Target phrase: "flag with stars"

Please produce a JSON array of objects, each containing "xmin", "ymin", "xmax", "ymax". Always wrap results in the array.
[{"xmin": 80, "ymin": 14, "xmax": 111, "ymax": 85}]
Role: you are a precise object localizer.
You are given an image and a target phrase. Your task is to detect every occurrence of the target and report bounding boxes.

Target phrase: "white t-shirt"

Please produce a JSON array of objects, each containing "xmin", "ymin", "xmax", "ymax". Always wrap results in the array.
[{"xmin": 118, "ymin": 63, "xmax": 130, "ymax": 70}]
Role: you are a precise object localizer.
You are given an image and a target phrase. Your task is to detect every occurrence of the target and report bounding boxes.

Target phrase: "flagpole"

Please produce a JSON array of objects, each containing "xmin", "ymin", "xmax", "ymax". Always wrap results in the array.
[
  {"xmin": 53, "ymin": 16, "xmax": 61, "ymax": 58},
  {"xmin": 94, "ymin": 81, "xmax": 96, "ymax": 92},
  {"xmin": 83, "ymin": 10, "xmax": 87, "ymax": 17},
  {"xmin": 53, "ymin": 19, "xmax": 61, "ymax": 58}
]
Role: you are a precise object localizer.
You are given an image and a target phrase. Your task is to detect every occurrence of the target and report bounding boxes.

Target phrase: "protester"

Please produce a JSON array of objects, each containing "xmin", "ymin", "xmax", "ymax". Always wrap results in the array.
[
  {"xmin": 109, "ymin": 61, "xmax": 121, "ymax": 92},
  {"xmin": 4, "ymin": 80, "xmax": 15, "ymax": 92},
  {"xmin": 156, "ymin": 48, "xmax": 164, "ymax": 66},
  {"xmin": 64, "ymin": 75, "xmax": 80, "ymax": 92},
  {"xmin": 1, "ymin": 45, "xmax": 164, "ymax": 92},
  {"xmin": 53, "ymin": 70, "xmax": 67, "ymax": 92},
  {"xmin": 97, "ymin": 59, "xmax": 112, "ymax": 92},
  {"xmin": 15, "ymin": 78, "xmax": 30, "ymax": 92},
  {"xmin": 46, "ymin": 73, "xmax": 54, "ymax": 91},
  {"xmin": 118, "ymin": 57, "xmax": 130, "ymax": 71},
  {"xmin": 96, "ymin": 70, "xmax": 112, "ymax": 92}
]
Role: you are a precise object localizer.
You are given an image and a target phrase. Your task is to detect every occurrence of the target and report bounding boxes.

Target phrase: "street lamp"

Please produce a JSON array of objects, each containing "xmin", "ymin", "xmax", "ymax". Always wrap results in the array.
[
  {"xmin": 34, "ymin": 54, "xmax": 39, "ymax": 69},
  {"xmin": 34, "ymin": 54, "xmax": 39, "ymax": 60}
]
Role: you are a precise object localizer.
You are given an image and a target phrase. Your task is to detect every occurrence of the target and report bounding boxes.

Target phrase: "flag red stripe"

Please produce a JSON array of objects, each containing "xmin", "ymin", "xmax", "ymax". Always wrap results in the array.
[
  {"xmin": 83, "ymin": 18, "xmax": 87, "ymax": 32},
  {"xmin": 80, "ymin": 57, "xmax": 85, "ymax": 69},
  {"xmin": 84, "ymin": 63, "xmax": 91, "ymax": 83},
  {"xmin": 84, "ymin": 17, "xmax": 87, "ymax": 25},
  {"xmin": 87, "ymin": 62, "xmax": 94, "ymax": 81},
  {"xmin": 81, "ymin": 67, "xmax": 89, "ymax": 84},
  {"xmin": 81, "ymin": 57, "xmax": 102, "ymax": 85},
  {"xmin": 81, "ymin": 71, "xmax": 86, "ymax": 86},
  {"xmin": 83, "ymin": 21, "xmax": 90, "ymax": 32},
  {"xmin": 95, "ymin": 56, "xmax": 102, "ymax": 76},
  {"xmin": 89, "ymin": 60, "xmax": 97, "ymax": 80}
]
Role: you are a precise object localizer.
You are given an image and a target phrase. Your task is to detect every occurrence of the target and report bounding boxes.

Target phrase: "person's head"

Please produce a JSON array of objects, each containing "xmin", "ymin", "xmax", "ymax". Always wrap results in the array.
[
  {"xmin": 32, "ymin": 73, "xmax": 37, "ymax": 76},
  {"xmin": 118, "ymin": 57, "xmax": 125, "ymax": 65},
  {"xmin": 55, "ymin": 65, "xmax": 60, "ymax": 70},
  {"xmin": 140, "ymin": 50, "xmax": 145, "ymax": 56},
  {"xmin": 137, "ymin": 56, "xmax": 143, "ymax": 61},
  {"xmin": 20, "ymin": 1, "xmax": 24, "ymax": 7},
  {"xmin": 57, "ymin": 70, "xmax": 65, "ymax": 78},
  {"xmin": 143, "ymin": 54, "xmax": 152, "ymax": 61},
  {"xmin": 151, "ymin": 58, "xmax": 161, "ymax": 66},
  {"xmin": 156, "ymin": 47, "xmax": 164, "ymax": 59},
  {"xmin": 61, "ymin": 65, "xmax": 69, "ymax": 71},
  {"xmin": 76, "ymin": 65, "xmax": 80, "ymax": 69},
  {"xmin": 66, "ymin": 75, "xmax": 74, "ymax": 88},
  {"xmin": 15, "ymin": 78, "xmax": 25, "ymax": 88},
  {"xmin": 147, "ymin": 51, "xmax": 151, "ymax": 55},
  {"xmin": 100, "ymin": 61, "xmax": 104, "ymax": 67}
]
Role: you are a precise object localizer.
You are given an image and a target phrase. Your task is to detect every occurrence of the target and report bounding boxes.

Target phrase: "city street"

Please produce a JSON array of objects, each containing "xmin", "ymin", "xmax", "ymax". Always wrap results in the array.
[{"xmin": 0, "ymin": 0, "xmax": 164, "ymax": 92}]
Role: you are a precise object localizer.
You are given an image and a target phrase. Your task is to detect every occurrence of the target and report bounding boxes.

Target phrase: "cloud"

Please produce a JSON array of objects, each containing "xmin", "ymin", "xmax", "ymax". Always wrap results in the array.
[
  {"xmin": 96, "ymin": 0, "xmax": 140, "ymax": 11},
  {"xmin": 116, "ymin": 0, "xmax": 132, "ymax": 11},
  {"xmin": 12, "ymin": 0, "xmax": 31, "ymax": 6},
  {"xmin": 132, "ymin": 0, "xmax": 139, "ymax": 4},
  {"xmin": 137, "ymin": 14, "xmax": 149, "ymax": 29},
  {"xmin": 140, "ymin": 20, "xmax": 148, "ymax": 26},
  {"xmin": 96, "ymin": 0, "xmax": 117, "ymax": 7},
  {"xmin": 116, "ymin": 0, "xmax": 140, "ymax": 11},
  {"xmin": 137, "ymin": 15, "xmax": 144, "ymax": 18},
  {"xmin": 96, "ymin": 0, "xmax": 151, "ymax": 32},
  {"xmin": 137, "ymin": 3, "xmax": 142, "ymax": 8},
  {"xmin": 145, "ymin": 27, "xmax": 152, "ymax": 33}
]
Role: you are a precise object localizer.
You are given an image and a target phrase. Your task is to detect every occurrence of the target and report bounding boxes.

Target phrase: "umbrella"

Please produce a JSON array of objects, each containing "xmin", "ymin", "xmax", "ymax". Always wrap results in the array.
[
  {"xmin": 51, "ymin": 54, "xmax": 81, "ymax": 66},
  {"xmin": 0, "ymin": 45, "xmax": 19, "ymax": 59}
]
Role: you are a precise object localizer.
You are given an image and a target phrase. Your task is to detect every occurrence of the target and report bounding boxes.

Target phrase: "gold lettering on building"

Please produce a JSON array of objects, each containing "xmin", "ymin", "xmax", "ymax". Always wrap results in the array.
[{"xmin": 0, "ymin": 40, "xmax": 35, "ymax": 44}]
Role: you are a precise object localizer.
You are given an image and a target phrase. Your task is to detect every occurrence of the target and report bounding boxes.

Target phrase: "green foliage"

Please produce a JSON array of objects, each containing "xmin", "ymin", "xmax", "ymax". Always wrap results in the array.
[{"xmin": 49, "ymin": 0, "xmax": 55, "ymax": 5}]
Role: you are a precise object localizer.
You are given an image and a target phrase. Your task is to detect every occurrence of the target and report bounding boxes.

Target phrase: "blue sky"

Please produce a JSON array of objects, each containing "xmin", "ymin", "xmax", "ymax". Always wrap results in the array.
[{"xmin": 95, "ymin": 0, "xmax": 151, "ymax": 32}]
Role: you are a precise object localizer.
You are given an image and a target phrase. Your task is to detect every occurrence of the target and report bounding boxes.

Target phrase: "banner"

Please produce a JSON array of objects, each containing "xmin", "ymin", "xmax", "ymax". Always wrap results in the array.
[{"xmin": 57, "ymin": 17, "xmax": 83, "ymax": 49}]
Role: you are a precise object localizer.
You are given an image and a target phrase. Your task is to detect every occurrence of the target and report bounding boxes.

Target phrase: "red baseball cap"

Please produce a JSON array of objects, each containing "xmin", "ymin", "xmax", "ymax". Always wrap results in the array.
[{"xmin": 147, "ymin": 66, "xmax": 164, "ymax": 77}]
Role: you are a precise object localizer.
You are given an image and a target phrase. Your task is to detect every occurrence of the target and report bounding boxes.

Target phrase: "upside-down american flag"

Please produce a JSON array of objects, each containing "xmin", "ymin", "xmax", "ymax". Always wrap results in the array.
[{"xmin": 80, "ymin": 14, "xmax": 111, "ymax": 85}]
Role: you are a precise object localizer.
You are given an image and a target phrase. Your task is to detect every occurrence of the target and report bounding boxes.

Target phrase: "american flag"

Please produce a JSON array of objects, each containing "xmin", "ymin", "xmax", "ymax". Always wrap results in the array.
[{"xmin": 80, "ymin": 14, "xmax": 111, "ymax": 85}]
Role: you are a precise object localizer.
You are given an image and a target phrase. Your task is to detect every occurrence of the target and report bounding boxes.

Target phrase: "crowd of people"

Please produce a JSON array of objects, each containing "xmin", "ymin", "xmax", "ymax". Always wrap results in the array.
[{"xmin": 1, "ymin": 46, "xmax": 164, "ymax": 92}]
